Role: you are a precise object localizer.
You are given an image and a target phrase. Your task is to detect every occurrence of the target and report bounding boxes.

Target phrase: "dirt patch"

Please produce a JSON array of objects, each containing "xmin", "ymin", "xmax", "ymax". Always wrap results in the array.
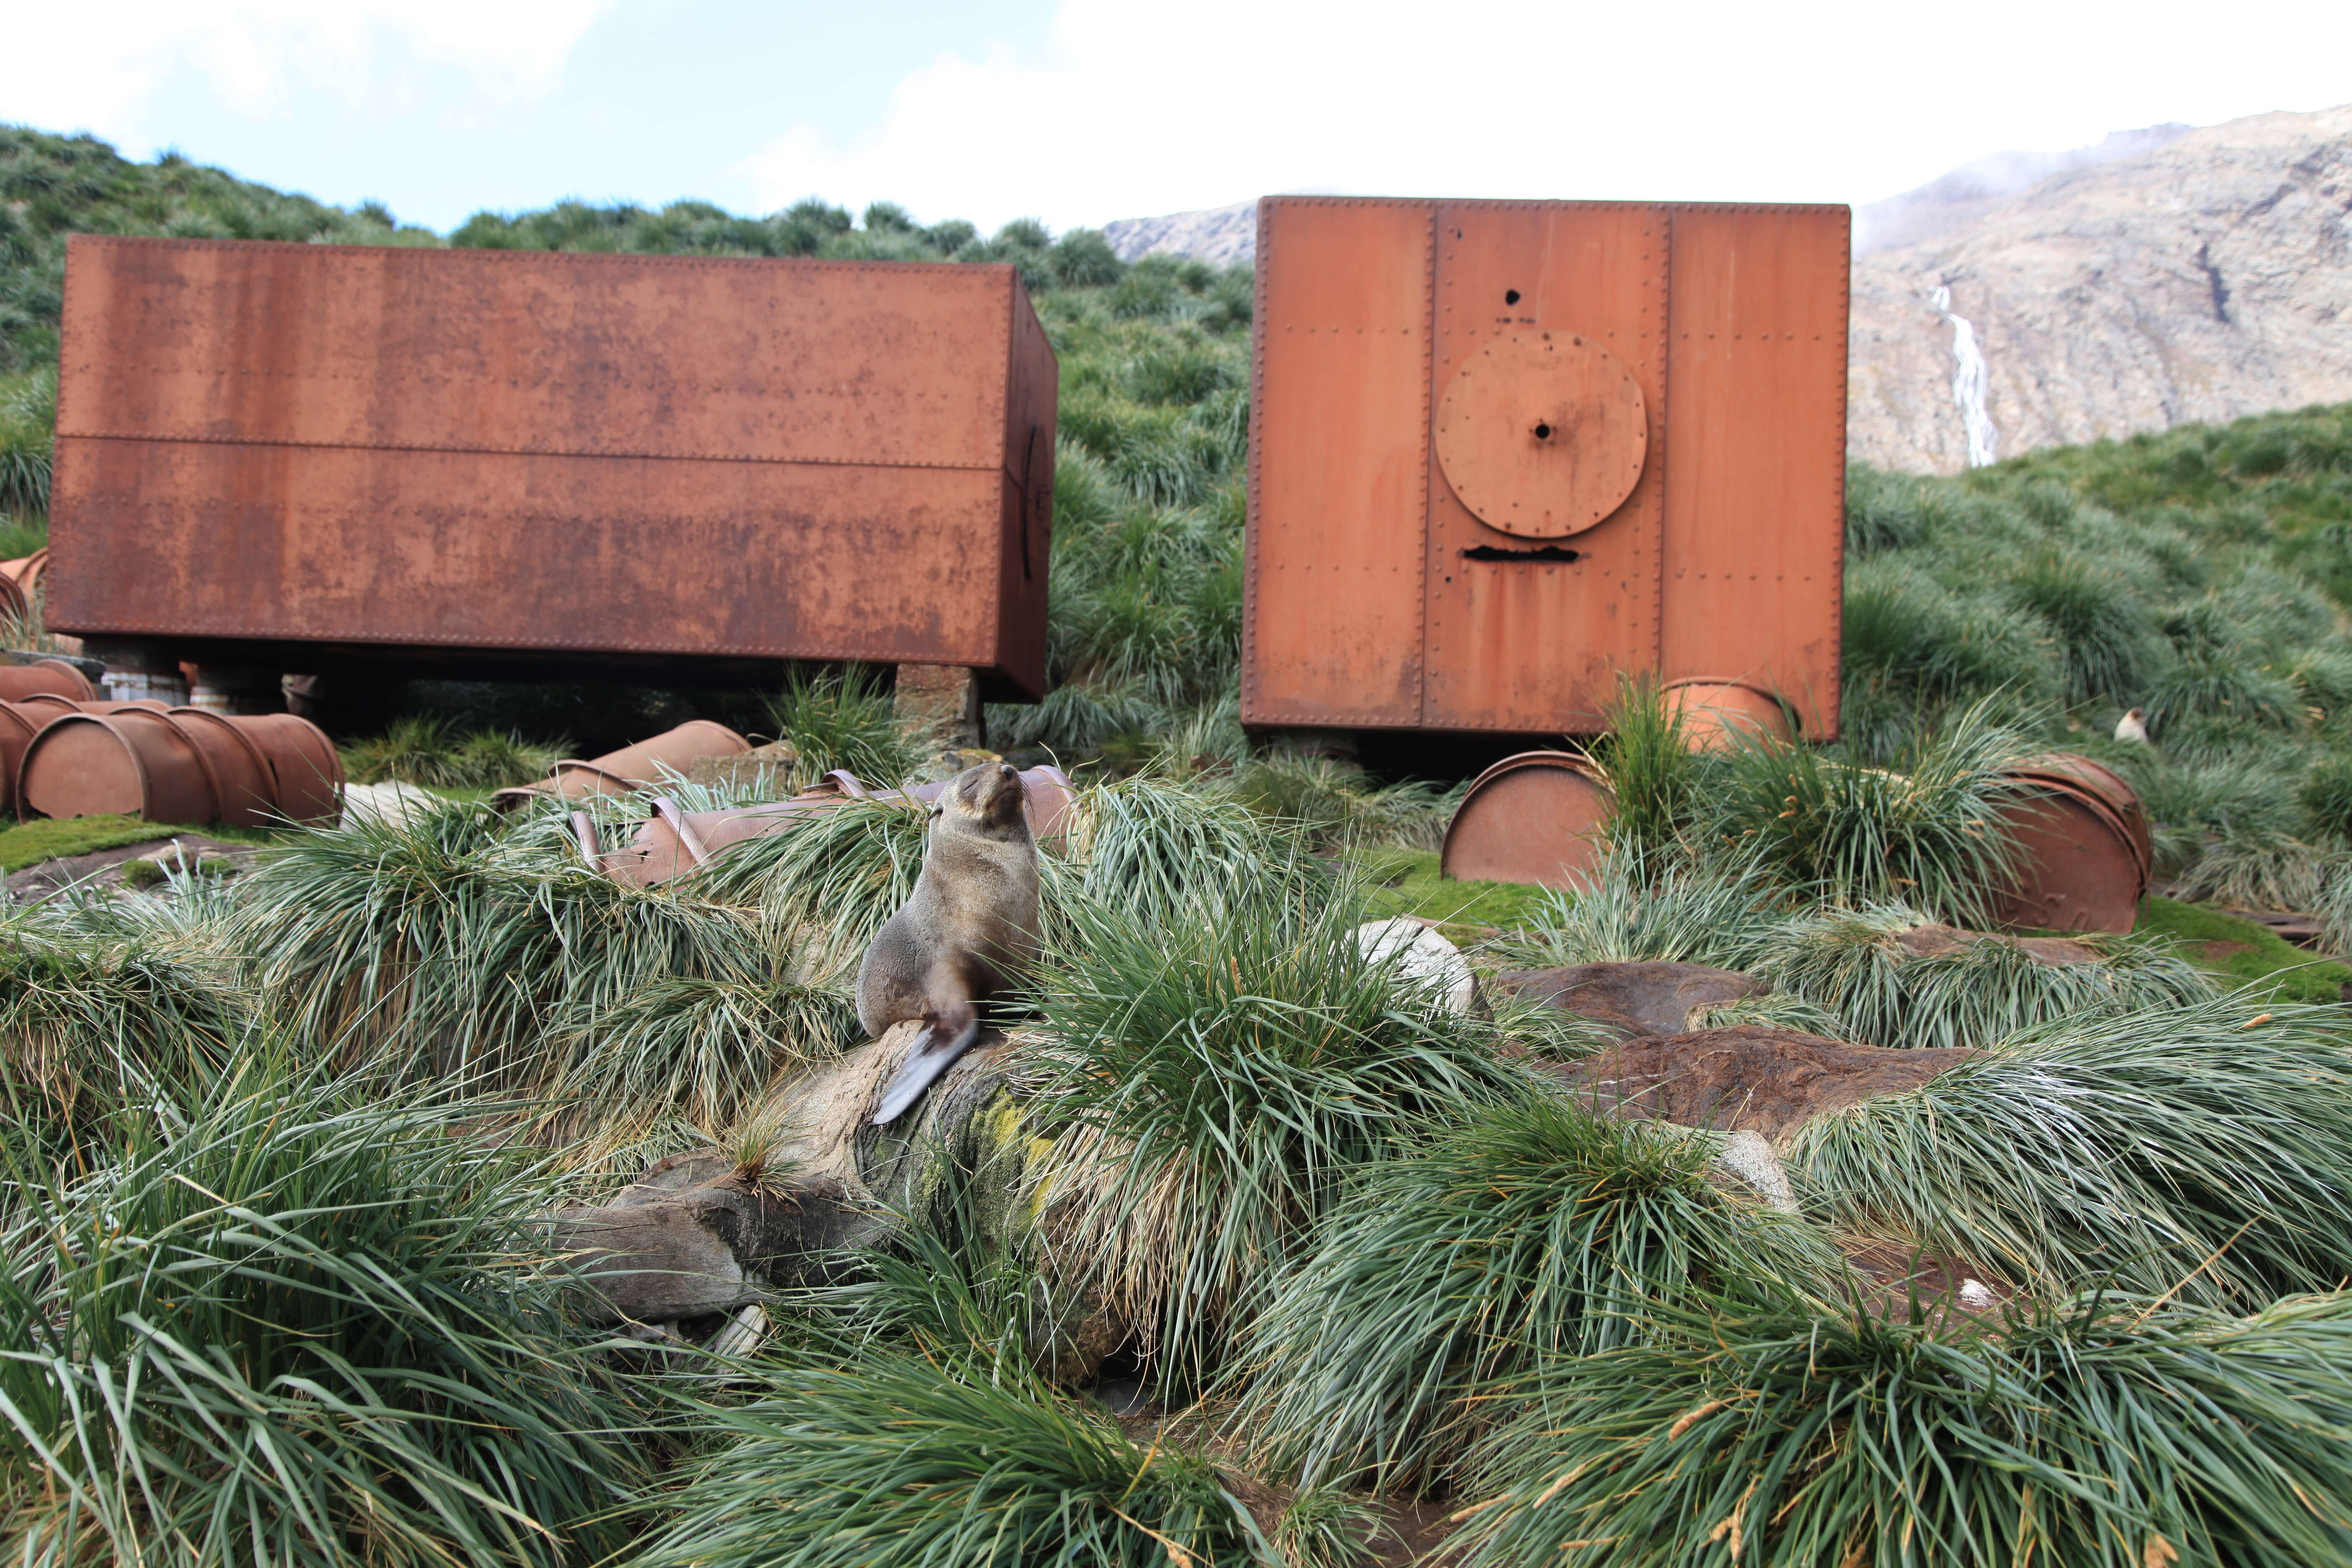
[
  {"xmin": 5, "ymin": 834, "xmax": 255, "ymax": 902},
  {"xmin": 2198, "ymin": 939, "xmax": 2255, "ymax": 962},
  {"xmin": 1494, "ymin": 962, "xmax": 1769, "ymax": 1037},
  {"xmin": 1548, "ymin": 1026, "xmax": 1976, "ymax": 1143}
]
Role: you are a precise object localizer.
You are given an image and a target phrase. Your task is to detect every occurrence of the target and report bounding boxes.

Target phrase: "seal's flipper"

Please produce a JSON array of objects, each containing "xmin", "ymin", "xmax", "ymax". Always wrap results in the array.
[{"xmin": 870, "ymin": 1018, "xmax": 983, "ymax": 1126}]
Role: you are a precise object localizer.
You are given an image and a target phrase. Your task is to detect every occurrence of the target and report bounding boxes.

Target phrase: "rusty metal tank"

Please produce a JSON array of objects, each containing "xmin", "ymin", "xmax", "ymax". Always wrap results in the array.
[
  {"xmin": 1243, "ymin": 198, "xmax": 1848, "ymax": 741},
  {"xmin": 48, "ymin": 237, "xmax": 1057, "ymax": 699},
  {"xmin": 1986, "ymin": 753, "xmax": 2149, "ymax": 935},
  {"xmin": 1439, "ymin": 751, "xmax": 1615, "ymax": 890}
]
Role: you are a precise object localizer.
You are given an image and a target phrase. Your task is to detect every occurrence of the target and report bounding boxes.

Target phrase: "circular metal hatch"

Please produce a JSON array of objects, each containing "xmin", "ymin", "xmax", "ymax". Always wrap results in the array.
[{"xmin": 1434, "ymin": 329, "xmax": 1648, "ymax": 537}]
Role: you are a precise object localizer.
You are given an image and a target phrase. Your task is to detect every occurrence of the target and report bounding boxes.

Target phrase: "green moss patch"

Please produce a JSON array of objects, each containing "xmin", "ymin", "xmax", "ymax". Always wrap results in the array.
[
  {"xmin": 2138, "ymin": 895, "xmax": 2352, "ymax": 1004},
  {"xmin": 1359, "ymin": 849, "xmax": 1558, "ymax": 934},
  {"xmin": 0, "ymin": 815, "xmax": 194, "ymax": 873}
]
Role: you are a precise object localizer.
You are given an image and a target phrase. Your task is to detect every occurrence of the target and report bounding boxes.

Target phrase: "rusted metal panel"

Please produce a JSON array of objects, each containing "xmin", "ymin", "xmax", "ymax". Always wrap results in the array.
[
  {"xmin": 1425, "ymin": 203, "xmax": 1667, "ymax": 733},
  {"xmin": 50, "ymin": 237, "xmax": 1053, "ymax": 697},
  {"xmin": 1242, "ymin": 199, "xmax": 1434, "ymax": 728},
  {"xmin": 1245, "ymin": 198, "xmax": 1847, "ymax": 740},
  {"xmin": 1660, "ymin": 206, "xmax": 1850, "ymax": 739}
]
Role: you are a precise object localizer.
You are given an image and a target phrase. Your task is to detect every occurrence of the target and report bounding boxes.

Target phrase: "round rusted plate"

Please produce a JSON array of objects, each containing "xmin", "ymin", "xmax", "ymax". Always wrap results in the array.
[
  {"xmin": 1441, "ymin": 750, "xmax": 1616, "ymax": 890},
  {"xmin": 1988, "ymin": 786, "xmax": 2145, "ymax": 934},
  {"xmin": 1435, "ymin": 329, "xmax": 1648, "ymax": 538},
  {"xmin": 1664, "ymin": 679, "xmax": 1792, "ymax": 752}
]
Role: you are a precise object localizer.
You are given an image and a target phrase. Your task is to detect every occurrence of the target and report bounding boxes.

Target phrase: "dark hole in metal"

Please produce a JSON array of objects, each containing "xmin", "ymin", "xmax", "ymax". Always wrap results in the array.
[
  {"xmin": 1463, "ymin": 544, "xmax": 1581, "ymax": 563},
  {"xmin": 1533, "ymin": 422, "xmax": 1553, "ymax": 439},
  {"xmin": 1504, "ymin": 289, "xmax": 1521, "ymax": 304}
]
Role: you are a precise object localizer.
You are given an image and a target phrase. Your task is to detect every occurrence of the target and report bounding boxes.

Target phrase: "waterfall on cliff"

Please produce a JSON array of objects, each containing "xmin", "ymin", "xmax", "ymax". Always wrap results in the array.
[{"xmin": 1931, "ymin": 285, "xmax": 1999, "ymax": 467}]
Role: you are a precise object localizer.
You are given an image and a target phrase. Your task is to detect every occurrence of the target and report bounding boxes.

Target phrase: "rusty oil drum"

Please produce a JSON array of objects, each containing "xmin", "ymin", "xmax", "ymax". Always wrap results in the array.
[
  {"xmin": 18, "ymin": 709, "xmax": 220, "ymax": 823},
  {"xmin": 1440, "ymin": 750, "xmax": 1616, "ymax": 890},
  {"xmin": 1663, "ymin": 678, "xmax": 1794, "ymax": 752},
  {"xmin": 237, "ymin": 713, "xmax": 344, "ymax": 825},
  {"xmin": 165, "ymin": 707, "xmax": 281, "ymax": 828},
  {"xmin": 0, "ymin": 702, "xmax": 39, "ymax": 812},
  {"xmin": 1985, "ymin": 752, "xmax": 2149, "ymax": 934},
  {"xmin": 0, "ymin": 659, "xmax": 96, "ymax": 704}
]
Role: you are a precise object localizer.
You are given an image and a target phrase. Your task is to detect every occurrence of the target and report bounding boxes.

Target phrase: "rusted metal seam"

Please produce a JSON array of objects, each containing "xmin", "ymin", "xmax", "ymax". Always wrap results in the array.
[
  {"xmin": 56, "ymin": 432, "xmax": 1020, "ymax": 476},
  {"xmin": 1414, "ymin": 205, "xmax": 1437, "ymax": 728},
  {"xmin": 1823, "ymin": 204, "xmax": 1854, "ymax": 741},
  {"xmin": 42, "ymin": 620, "xmax": 998, "ymax": 663},
  {"xmin": 1650, "ymin": 206, "xmax": 1672, "ymax": 679},
  {"xmin": 652, "ymin": 797, "xmax": 713, "ymax": 865},
  {"xmin": 74, "ymin": 234, "xmax": 1023, "ymax": 280},
  {"xmin": 1240, "ymin": 198, "xmax": 1273, "ymax": 722}
]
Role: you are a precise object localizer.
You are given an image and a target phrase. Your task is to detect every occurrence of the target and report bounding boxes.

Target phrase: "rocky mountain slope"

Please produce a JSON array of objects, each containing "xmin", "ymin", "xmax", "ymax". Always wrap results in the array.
[
  {"xmin": 1851, "ymin": 105, "xmax": 2352, "ymax": 473},
  {"xmin": 1852, "ymin": 124, "xmax": 2192, "ymax": 254},
  {"xmin": 1103, "ymin": 199, "xmax": 1258, "ymax": 266}
]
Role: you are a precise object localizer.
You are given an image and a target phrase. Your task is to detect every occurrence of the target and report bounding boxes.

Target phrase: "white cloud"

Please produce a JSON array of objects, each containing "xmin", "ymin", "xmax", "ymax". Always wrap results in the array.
[
  {"xmin": 3, "ymin": 2, "xmax": 612, "ymax": 144},
  {"xmin": 743, "ymin": 0, "xmax": 2352, "ymax": 232}
]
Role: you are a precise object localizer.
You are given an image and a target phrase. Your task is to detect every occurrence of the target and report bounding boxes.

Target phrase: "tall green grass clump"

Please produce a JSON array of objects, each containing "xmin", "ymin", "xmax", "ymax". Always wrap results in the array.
[
  {"xmin": 1695, "ymin": 697, "xmax": 2027, "ymax": 924},
  {"xmin": 1793, "ymin": 998, "xmax": 2352, "ymax": 1304},
  {"xmin": 1584, "ymin": 674, "xmax": 1700, "ymax": 857},
  {"xmin": 343, "ymin": 714, "xmax": 567, "ymax": 789},
  {"xmin": 232, "ymin": 804, "xmax": 838, "ymax": 1135},
  {"xmin": 0, "ymin": 900, "xmax": 244, "ymax": 1142},
  {"xmin": 1484, "ymin": 851, "xmax": 1787, "ymax": 970},
  {"xmin": 629, "ymin": 1224, "xmax": 1260, "ymax": 1568},
  {"xmin": 1025, "ymin": 885, "xmax": 1524, "ymax": 1397},
  {"xmin": 763, "ymin": 665, "xmax": 924, "ymax": 785},
  {"xmin": 1235, "ymin": 1096, "xmax": 1845, "ymax": 1493},
  {"xmin": 0, "ymin": 1059, "xmax": 646, "ymax": 1567},
  {"xmin": 1450, "ymin": 1292, "xmax": 2352, "ymax": 1568},
  {"xmin": 1756, "ymin": 905, "xmax": 2214, "ymax": 1050}
]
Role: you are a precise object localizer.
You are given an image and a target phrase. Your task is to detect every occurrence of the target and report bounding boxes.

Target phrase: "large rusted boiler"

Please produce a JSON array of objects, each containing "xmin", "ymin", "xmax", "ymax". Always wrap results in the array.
[
  {"xmin": 46, "ymin": 237, "xmax": 1057, "ymax": 698},
  {"xmin": 1242, "ymin": 198, "xmax": 1849, "ymax": 741}
]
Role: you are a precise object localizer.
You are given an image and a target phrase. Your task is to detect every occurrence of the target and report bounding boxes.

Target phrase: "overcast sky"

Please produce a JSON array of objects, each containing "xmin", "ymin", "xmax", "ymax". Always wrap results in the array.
[{"xmin": 6, "ymin": 0, "xmax": 2350, "ymax": 236}]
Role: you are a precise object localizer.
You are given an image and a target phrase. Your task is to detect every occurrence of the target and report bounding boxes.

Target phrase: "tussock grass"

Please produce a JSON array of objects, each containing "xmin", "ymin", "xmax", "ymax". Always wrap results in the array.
[
  {"xmin": 627, "ymin": 1349, "xmax": 1257, "ymax": 1568},
  {"xmin": 343, "ymin": 714, "xmax": 566, "ymax": 789},
  {"xmin": 1025, "ymin": 887, "xmax": 1524, "ymax": 1397},
  {"xmin": 631, "ymin": 1224, "xmax": 1259, "ymax": 1568},
  {"xmin": 1756, "ymin": 904, "xmax": 2214, "ymax": 1050},
  {"xmin": 1695, "ymin": 697, "xmax": 2028, "ymax": 925},
  {"xmin": 0, "ymin": 901, "xmax": 245, "ymax": 1142},
  {"xmin": 0, "ymin": 1057, "xmax": 647, "ymax": 1567},
  {"xmin": 1484, "ymin": 852, "xmax": 1786, "ymax": 970},
  {"xmin": 1234, "ymin": 1096, "xmax": 1847, "ymax": 1492},
  {"xmin": 1451, "ymin": 1291, "xmax": 2352, "ymax": 1568},
  {"xmin": 1792, "ymin": 998, "xmax": 2352, "ymax": 1305},
  {"xmin": 233, "ymin": 804, "xmax": 831, "ymax": 1134},
  {"xmin": 764, "ymin": 665, "xmax": 923, "ymax": 785}
]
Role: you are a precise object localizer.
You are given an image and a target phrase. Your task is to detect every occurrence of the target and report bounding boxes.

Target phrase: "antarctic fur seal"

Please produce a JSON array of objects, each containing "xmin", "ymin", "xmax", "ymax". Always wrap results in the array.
[{"xmin": 857, "ymin": 761, "xmax": 1042, "ymax": 1124}]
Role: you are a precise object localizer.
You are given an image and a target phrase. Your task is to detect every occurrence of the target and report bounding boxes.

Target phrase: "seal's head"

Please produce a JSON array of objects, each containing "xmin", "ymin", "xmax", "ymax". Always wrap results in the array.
[{"xmin": 941, "ymin": 761, "xmax": 1028, "ymax": 835}]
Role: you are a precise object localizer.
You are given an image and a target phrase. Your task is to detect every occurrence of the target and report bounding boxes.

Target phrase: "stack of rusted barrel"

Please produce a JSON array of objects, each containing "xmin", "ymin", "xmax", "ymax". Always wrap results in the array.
[{"xmin": 0, "ymin": 658, "xmax": 341, "ymax": 825}]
